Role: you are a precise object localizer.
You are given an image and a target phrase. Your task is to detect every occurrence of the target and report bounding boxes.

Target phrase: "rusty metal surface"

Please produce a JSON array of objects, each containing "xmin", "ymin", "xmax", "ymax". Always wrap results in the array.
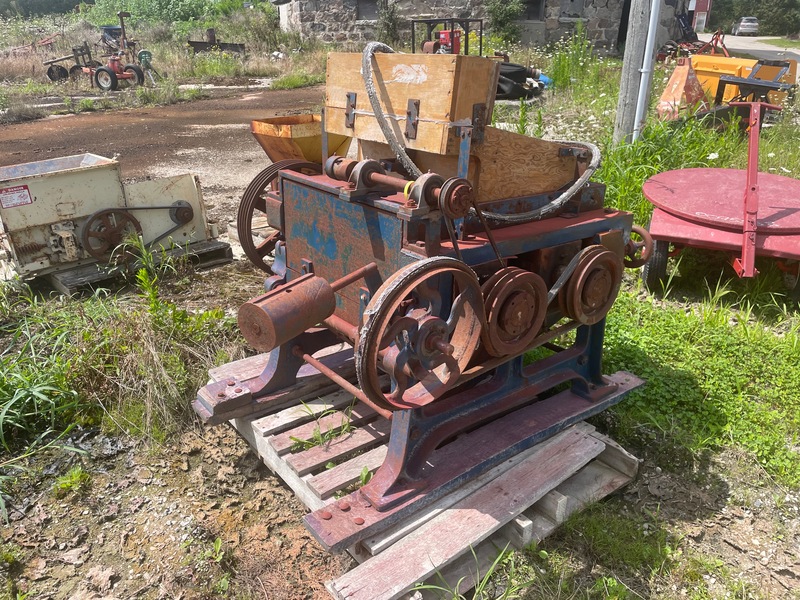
[
  {"xmin": 481, "ymin": 267, "xmax": 548, "ymax": 357},
  {"xmin": 563, "ymin": 246, "xmax": 623, "ymax": 326},
  {"xmin": 196, "ymin": 126, "xmax": 644, "ymax": 527},
  {"xmin": 80, "ymin": 208, "xmax": 143, "ymax": 260},
  {"xmin": 237, "ymin": 160, "xmax": 321, "ymax": 273},
  {"xmin": 643, "ymin": 168, "xmax": 800, "ymax": 234},
  {"xmin": 355, "ymin": 257, "xmax": 484, "ymax": 411},
  {"xmin": 623, "ymin": 225, "xmax": 654, "ymax": 268},
  {"xmin": 238, "ymin": 274, "xmax": 336, "ymax": 352}
]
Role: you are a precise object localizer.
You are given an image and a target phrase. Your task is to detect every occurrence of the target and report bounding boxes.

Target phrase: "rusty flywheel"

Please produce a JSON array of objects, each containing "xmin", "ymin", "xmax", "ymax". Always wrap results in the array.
[
  {"xmin": 355, "ymin": 257, "xmax": 484, "ymax": 411},
  {"xmin": 237, "ymin": 159, "xmax": 321, "ymax": 273}
]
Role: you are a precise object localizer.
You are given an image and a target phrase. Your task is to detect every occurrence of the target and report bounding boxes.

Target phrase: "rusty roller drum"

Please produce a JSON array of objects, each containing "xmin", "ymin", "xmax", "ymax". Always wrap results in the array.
[{"xmin": 238, "ymin": 274, "xmax": 336, "ymax": 352}]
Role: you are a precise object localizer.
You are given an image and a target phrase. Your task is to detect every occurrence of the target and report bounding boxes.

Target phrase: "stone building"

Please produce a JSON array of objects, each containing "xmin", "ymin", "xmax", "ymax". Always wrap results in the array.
[{"xmin": 274, "ymin": 0, "xmax": 688, "ymax": 52}]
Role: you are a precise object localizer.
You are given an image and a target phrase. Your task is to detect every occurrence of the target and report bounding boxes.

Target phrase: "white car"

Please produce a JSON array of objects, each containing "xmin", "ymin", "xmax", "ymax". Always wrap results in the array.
[{"xmin": 732, "ymin": 17, "xmax": 759, "ymax": 36}]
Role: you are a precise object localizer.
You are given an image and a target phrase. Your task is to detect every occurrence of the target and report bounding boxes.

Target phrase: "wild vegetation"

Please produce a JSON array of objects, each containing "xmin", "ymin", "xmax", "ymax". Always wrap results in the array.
[
  {"xmin": 1, "ymin": 7, "xmax": 800, "ymax": 599},
  {"xmin": 710, "ymin": 0, "xmax": 800, "ymax": 36}
]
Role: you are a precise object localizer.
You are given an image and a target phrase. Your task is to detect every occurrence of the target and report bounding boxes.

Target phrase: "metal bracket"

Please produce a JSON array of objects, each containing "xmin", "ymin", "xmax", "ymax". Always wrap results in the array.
[
  {"xmin": 471, "ymin": 103, "xmax": 487, "ymax": 143},
  {"xmin": 300, "ymin": 258, "xmax": 315, "ymax": 275},
  {"xmin": 405, "ymin": 99, "xmax": 420, "ymax": 140},
  {"xmin": 358, "ymin": 287, "xmax": 371, "ymax": 322},
  {"xmin": 345, "ymin": 92, "xmax": 357, "ymax": 129}
]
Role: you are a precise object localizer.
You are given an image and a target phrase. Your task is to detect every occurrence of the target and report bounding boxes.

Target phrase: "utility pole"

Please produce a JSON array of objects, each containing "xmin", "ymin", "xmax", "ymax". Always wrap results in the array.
[{"xmin": 614, "ymin": 0, "xmax": 657, "ymax": 144}]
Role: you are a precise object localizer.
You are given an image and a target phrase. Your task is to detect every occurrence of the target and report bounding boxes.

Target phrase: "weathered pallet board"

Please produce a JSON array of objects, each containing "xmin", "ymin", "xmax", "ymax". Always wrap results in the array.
[{"xmin": 222, "ymin": 369, "xmax": 639, "ymax": 600}]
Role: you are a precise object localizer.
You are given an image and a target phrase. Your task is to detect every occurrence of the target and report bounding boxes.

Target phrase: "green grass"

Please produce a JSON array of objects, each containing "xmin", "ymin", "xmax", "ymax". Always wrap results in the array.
[
  {"xmin": 596, "ymin": 115, "xmax": 747, "ymax": 225},
  {"xmin": 0, "ymin": 260, "xmax": 238, "ymax": 449},
  {"xmin": 270, "ymin": 71, "xmax": 325, "ymax": 90},
  {"xmin": 53, "ymin": 465, "xmax": 91, "ymax": 498},
  {"xmin": 187, "ymin": 50, "xmax": 245, "ymax": 78},
  {"xmin": 759, "ymin": 37, "xmax": 800, "ymax": 49},
  {"xmin": 605, "ymin": 285, "xmax": 800, "ymax": 486}
]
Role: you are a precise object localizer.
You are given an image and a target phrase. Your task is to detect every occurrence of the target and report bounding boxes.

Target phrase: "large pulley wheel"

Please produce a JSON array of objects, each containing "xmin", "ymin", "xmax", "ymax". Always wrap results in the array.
[
  {"xmin": 481, "ymin": 267, "xmax": 548, "ymax": 357},
  {"xmin": 563, "ymin": 245, "xmax": 623, "ymax": 325},
  {"xmin": 237, "ymin": 159, "xmax": 321, "ymax": 273},
  {"xmin": 356, "ymin": 257, "xmax": 484, "ymax": 411},
  {"xmin": 81, "ymin": 209, "xmax": 143, "ymax": 260}
]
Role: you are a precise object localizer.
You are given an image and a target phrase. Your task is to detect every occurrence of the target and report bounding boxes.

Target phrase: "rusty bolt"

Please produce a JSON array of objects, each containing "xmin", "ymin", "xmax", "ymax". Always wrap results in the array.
[
  {"xmin": 337, "ymin": 501, "xmax": 351, "ymax": 512},
  {"xmin": 227, "ymin": 380, "xmax": 236, "ymax": 386},
  {"xmin": 353, "ymin": 517, "xmax": 365, "ymax": 526},
  {"xmin": 217, "ymin": 392, "xmax": 226, "ymax": 398},
  {"xmin": 319, "ymin": 510, "xmax": 332, "ymax": 520},
  {"xmin": 405, "ymin": 199, "xmax": 418, "ymax": 208},
  {"xmin": 234, "ymin": 387, "xmax": 243, "ymax": 393}
]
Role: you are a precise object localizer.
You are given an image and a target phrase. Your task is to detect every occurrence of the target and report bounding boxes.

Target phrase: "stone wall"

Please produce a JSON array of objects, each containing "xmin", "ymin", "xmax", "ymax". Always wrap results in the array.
[{"xmin": 277, "ymin": 0, "xmax": 679, "ymax": 51}]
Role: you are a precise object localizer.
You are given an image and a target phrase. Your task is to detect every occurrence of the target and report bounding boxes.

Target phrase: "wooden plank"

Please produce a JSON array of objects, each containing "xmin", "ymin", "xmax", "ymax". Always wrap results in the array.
[
  {"xmin": 535, "ymin": 489, "xmax": 570, "ymax": 524},
  {"xmin": 209, "ymin": 353, "xmax": 269, "ymax": 383},
  {"xmin": 590, "ymin": 431, "xmax": 640, "ymax": 478},
  {"xmin": 252, "ymin": 388, "xmax": 358, "ymax": 437},
  {"xmin": 361, "ymin": 422, "xmax": 596, "ymax": 557},
  {"xmin": 307, "ymin": 445, "xmax": 388, "ymax": 500},
  {"xmin": 285, "ymin": 419, "xmax": 391, "ymax": 476},
  {"xmin": 357, "ymin": 128, "xmax": 579, "ymax": 202},
  {"xmin": 504, "ymin": 512, "xmax": 534, "ymax": 551},
  {"xmin": 325, "ymin": 52, "xmax": 498, "ymax": 155},
  {"xmin": 412, "ymin": 532, "xmax": 515, "ymax": 599},
  {"xmin": 326, "ymin": 431, "xmax": 604, "ymax": 600},
  {"xmin": 269, "ymin": 404, "xmax": 377, "ymax": 455},
  {"xmin": 231, "ymin": 417, "xmax": 328, "ymax": 511}
]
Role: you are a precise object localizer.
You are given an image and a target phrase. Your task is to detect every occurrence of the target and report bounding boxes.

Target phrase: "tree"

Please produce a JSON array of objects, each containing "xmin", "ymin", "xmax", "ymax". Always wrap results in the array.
[
  {"xmin": 758, "ymin": 0, "xmax": 800, "ymax": 36},
  {"xmin": 486, "ymin": 0, "xmax": 525, "ymax": 44},
  {"xmin": 377, "ymin": 0, "xmax": 400, "ymax": 46},
  {"xmin": 11, "ymin": 0, "xmax": 77, "ymax": 16},
  {"xmin": 710, "ymin": 0, "xmax": 800, "ymax": 35}
]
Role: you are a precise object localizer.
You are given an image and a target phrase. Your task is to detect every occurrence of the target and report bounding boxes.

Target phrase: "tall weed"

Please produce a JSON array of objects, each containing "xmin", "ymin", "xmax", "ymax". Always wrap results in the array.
[{"xmin": 597, "ymin": 116, "xmax": 746, "ymax": 224}]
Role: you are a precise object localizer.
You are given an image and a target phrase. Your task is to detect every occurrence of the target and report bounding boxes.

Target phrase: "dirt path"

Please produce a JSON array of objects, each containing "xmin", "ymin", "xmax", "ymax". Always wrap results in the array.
[
  {"xmin": 0, "ymin": 87, "xmax": 324, "ymax": 176},
  {"xmin": 0, "ymin": 87, "xmax": 325, "ymax": 231}
]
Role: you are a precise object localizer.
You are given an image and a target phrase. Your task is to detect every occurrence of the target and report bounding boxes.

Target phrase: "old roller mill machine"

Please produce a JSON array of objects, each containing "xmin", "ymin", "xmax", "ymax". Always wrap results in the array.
[{"xmin": 195, "ymin": 44, "xmax": 648, "ymax": 551}]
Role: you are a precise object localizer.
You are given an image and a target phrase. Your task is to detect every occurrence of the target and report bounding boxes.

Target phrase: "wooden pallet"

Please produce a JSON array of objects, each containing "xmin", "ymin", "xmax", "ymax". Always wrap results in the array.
[{"xmin": 214, "ymin": 354, "xmax": 639, "ymax": 600}]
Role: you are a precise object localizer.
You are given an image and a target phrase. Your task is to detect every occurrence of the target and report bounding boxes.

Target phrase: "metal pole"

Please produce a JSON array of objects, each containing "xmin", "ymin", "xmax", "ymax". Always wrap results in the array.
[
  {"xmin": 613, "ymin": 0, "xmax": 651, "ymax": 144},
  {"xmin": 631, "ymin": 0, "xmax": 663, "ymax": 141}
]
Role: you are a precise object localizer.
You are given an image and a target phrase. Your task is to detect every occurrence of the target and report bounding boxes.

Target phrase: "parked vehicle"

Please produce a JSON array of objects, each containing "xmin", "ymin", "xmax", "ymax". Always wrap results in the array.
[{"xmin": 732, "ymin": 17, "xmax": 759, "ymax": 36}]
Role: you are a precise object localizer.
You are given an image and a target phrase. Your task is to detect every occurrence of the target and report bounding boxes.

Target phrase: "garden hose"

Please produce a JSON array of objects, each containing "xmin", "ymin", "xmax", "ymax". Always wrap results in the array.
[{"xmin": 361, "ymin": 42, "xmax": 423, "ymax": 179}]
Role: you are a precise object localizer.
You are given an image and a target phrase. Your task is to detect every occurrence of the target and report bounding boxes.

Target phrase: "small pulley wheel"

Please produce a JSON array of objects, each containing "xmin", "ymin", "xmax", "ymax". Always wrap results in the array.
[
  {"xmin": 324, "ymin": 155, "xmax": 356, "ymax": 181},
  {"xmin": 169, "ymin": 200, "xmax": 194, "ymax": 225},
  {"xmin": 438, "ymin": 177, "xmax": 474, "ymax": 219},
  {"xmin": 563, "ymin": 245, "xmax": 623, "ymax": 325},
  {"xmin": 237, "ymin": 159, "xmax": 321, "ymax": 273},
  {"xmin": 356, "ymin": 256, "xmax": 484, "ymax": 411},
  {"xmin": 481, "ymin": 267, "xmax": 548, "ymax": 357},
  {"xmin": 623, "ymin": 225, "xmax": 654, "ymax": 268},
  {"xmin": 81, "ymin": 208, "xmax": 143, "ymax": 260}
]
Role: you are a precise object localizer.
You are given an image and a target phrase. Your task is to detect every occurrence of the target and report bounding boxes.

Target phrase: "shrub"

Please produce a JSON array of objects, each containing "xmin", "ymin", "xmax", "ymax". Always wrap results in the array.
[{"xmin": 486, "ymin": 0, "xmax": 524, "ymax": 44}]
